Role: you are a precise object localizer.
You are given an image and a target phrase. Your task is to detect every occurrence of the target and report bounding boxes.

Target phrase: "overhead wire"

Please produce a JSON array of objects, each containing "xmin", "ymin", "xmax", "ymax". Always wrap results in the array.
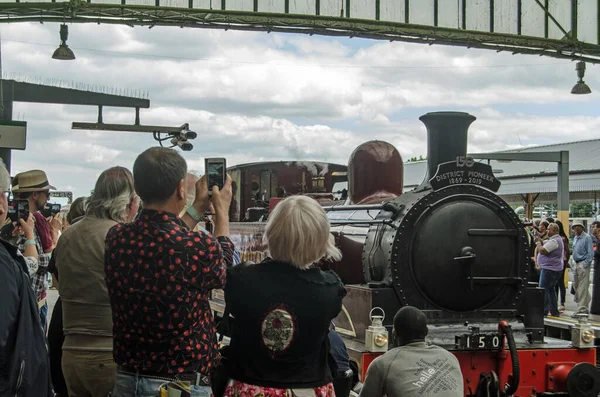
[{"xmin": 0, "ymin": 37, "xmax": 570, "ymax": 70}]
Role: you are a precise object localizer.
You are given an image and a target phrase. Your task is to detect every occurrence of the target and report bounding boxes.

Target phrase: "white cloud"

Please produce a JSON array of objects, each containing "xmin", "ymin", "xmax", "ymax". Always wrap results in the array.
[{"xmin": 0, "ymin": 22, "xmax": 598, "ymax": 196}]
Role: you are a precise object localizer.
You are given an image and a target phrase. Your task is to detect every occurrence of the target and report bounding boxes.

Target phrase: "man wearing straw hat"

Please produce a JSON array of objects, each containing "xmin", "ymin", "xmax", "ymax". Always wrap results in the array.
[
  {"xmin": 12, "ymin": 169, "xmax": 56, "ymax": 330},
  {"xmin": 571, "ymin": 221, "xmax": 594, "ymax": 317}
]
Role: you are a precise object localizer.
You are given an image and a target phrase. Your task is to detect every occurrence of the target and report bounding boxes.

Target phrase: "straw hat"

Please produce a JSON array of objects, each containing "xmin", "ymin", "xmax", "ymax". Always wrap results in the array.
[{"xmin": 12, "ymin": 170, "xmax": 56, "ymax": 193}]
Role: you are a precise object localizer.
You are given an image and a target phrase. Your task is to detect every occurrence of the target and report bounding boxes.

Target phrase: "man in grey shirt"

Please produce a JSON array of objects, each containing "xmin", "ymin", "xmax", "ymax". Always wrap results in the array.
[{"xmin": 359, "ymin": 306, "xmax": 463, "ymax": 397}]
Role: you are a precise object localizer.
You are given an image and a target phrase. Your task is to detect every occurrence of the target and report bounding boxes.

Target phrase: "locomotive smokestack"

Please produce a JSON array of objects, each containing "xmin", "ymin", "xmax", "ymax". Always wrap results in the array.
[{"xmin": 419, "ymin": 111, "xmax": 476, "ymax": 186}]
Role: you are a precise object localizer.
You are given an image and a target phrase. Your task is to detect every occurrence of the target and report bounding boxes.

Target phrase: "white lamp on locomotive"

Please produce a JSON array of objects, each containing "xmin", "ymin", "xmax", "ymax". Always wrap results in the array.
[{"xmin": 365, "ymin": 307, "xmax": 388, "ymax": 352}]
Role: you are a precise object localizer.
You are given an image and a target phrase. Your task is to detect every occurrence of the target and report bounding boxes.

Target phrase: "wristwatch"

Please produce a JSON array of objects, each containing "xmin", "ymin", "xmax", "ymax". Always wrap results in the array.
[{"xmin": 186, "ymin": 205, "xmax": 203, "ymax": 223}]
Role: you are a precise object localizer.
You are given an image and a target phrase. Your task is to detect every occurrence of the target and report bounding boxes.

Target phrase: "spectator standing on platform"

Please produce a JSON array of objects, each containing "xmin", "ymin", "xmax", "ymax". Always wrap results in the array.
[
  {"xmin": 329, "ymin": 324, "xmax": 354, "ymax": 397},
  {"xmin": 590, "ymin": 221, "xmax": 600, "ymax": 314},
  {"xmin": 571, "ymin": 221, "xmax": 594, "ymax": 317},
  {"xmin": 106, "ymin": 147, "xmax": 234, "ymax": 397},
  {"xmin": 0, "ymin": 161, "xmax": 53, "ymax": 397},
  {"xmin": 55, "ymin": 168, "xmax": 139, "ymax": 397},
  {"xmin": 555, "ymin": 220, "xmax": 571, "ymax": 313},
  {"xmin": 535, "ymin": 223, "xmax": 564, "ymax": 317},
  {"xmin": 534, "ymin": 220, "xmax": 549, "ymax": 241},
  {"xmin": 47, "ymin": 196, "xmax": 88, "ymax": 397},
  {"xmin": 221, "ymin": 195, "xmax": 345, "ymax": 397},
  {"xmin": 12, "ymin": 170, "xmax": 57, "ymax": 331},
  {"xmin": 359, "ymin": 306, "xmax": 463, "ymax": 397}
]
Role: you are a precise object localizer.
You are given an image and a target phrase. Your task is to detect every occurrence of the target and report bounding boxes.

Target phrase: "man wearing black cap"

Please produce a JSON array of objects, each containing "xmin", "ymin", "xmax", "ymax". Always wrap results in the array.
[{"xmin": 359, "ymin": 306, "xmax": 463, "ymax": 397}]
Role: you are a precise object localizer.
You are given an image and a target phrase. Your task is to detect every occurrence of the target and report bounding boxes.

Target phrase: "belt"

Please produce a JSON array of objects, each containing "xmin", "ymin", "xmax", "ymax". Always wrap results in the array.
[
  {"xmin": 38, "ymin": 298, "xmax": 47, "ymax": 310},
  {"xmin": 117, "ymin": 366, "xmax": 210, "ymax": 386}
]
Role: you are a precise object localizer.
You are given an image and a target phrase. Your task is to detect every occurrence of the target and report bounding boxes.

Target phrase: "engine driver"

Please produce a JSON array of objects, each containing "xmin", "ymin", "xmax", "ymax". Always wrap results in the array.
[{"xmin": 359, "ymin": 306, "xmax": 463, "ymax": 397}]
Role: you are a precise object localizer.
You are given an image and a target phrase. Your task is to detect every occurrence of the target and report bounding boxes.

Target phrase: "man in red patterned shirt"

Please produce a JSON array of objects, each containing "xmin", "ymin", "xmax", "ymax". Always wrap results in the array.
[{"xmin": 105, "ymin": 147, "xmax": 234, "ymax": 397}]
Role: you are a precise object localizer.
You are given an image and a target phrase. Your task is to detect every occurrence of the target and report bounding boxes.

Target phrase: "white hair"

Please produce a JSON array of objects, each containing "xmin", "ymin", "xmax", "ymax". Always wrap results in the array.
[
  {"xmin": 0, "ymin": 160, "xmax": 10, "ymax": 193},
  {"xmin": 265, "ymin": 195, "xmax": 342, "ymax": 269},
  {"xmin": 86, "ymin": 166, "xmax": 136, "ymax": 222}
]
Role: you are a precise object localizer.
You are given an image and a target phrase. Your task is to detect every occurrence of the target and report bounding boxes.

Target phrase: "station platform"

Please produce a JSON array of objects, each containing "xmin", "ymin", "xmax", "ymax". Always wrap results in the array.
[{"xmin": 545, "ymin": 312, "xmax": 600, "ymax": 341}]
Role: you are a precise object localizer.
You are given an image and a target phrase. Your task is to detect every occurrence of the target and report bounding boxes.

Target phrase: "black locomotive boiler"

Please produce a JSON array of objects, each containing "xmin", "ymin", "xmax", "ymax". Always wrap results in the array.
[{"xmin": 323, "ymin": 112, "xmax": 600, "ymax": 397}]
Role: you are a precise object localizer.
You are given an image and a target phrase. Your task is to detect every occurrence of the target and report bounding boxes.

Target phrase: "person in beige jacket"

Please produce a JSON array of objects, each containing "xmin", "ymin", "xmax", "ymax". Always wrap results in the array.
[{"xmin": 54, "ymin": 167, "xmax": 140, "ymax": 397}]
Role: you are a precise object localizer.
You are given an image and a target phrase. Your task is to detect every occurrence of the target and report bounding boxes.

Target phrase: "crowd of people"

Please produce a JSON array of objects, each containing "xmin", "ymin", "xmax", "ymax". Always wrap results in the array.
[
  {"xmin": 527, "ymin": 217, "xmax": 599, "ymax": 318},
  {"xmin": 6, "ymin": 145, "xmax": 599, "ymax": 397},
  {"xmin": 5, "ymin": 147, "xmax": 447, "ymax": 397}
]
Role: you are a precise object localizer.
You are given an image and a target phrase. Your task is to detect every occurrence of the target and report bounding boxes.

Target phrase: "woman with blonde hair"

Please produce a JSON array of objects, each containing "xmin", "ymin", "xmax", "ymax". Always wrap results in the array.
[{"xmin": 220, "ymin": 195, "xmax": 346, "ymax": 397}]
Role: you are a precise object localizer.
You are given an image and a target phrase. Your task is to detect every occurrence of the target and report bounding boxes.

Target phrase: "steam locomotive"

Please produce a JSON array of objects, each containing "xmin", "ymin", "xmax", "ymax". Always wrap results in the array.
[{"xmin": 211, "ymin": 111, "xmax": 600, "ymax": 397}]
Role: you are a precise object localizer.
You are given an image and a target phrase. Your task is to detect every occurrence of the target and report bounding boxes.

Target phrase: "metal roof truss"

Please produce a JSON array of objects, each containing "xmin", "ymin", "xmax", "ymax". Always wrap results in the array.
[{"xmin": 0, "ymin": 0, "xmax": 600, "ymax": 63}]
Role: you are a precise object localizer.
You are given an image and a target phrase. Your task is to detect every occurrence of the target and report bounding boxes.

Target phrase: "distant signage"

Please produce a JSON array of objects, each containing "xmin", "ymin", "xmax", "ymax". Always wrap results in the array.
[
  {"xmin": 430, "ymin": 156, "xmax": 501, "ymax": 192},
  {"xmin": 0, "ymin": 121, "xmax": 27, "ymax": 150}
]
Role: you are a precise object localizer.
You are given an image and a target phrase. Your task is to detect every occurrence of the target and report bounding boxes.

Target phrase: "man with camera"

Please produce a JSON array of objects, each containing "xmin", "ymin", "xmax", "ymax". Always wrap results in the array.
[
  {"xmin": 11, "ymin": 169, "xmax": 58, "ymax": 331},
  {"xmin": 0, "ymin": 161, "xmax": 54, "ymax": 396},
  {"xmin": 106, "ymin": 148, "xmax": 234, "ymax": 397}
]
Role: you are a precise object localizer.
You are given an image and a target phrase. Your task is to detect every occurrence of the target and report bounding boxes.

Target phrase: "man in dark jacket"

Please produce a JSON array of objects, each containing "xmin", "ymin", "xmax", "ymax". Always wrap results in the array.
[{"xmin": 0, "ymin": 160, "xmax": 53, "ymax": 396}]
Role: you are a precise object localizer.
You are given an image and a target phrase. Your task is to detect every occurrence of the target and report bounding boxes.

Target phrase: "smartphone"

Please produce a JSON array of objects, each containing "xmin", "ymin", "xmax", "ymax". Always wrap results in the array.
[
  {"xmin": 8, "ymin": 199, "xmax": 29, "ymax": 223},
  {"xmin": 205, "ymin": 158, "xmax": 226, "ymax": 195},
  {"xmin": 41, "ymin": 203, "xmax": 62, "ymax": 218}
]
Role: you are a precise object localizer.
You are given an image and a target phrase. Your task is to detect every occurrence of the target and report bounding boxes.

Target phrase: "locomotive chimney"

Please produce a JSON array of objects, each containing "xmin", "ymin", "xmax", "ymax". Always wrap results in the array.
[{"xmin": 419, "ymin": 111, "xmax": 476, "ymax": 186}]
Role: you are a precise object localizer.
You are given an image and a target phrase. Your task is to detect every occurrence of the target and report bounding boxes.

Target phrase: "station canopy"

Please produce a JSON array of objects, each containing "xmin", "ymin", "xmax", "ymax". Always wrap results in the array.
[{"xmin": 2, "ymin": 0, "xmax": 600, "ymax": 63}]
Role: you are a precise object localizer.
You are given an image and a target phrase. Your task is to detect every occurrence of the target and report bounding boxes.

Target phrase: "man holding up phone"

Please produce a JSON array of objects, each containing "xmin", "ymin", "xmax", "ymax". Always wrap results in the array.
[
  {"xmin": 106, "ymin": 148, "xmax": 234, "ymax": 397},
  {"xmin": 12, "ymin": 169, "xmax": 57, "ymax": 331}
]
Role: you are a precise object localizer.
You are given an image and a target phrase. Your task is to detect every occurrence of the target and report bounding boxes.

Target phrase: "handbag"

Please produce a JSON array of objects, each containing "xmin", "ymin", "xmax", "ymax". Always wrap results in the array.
[
  {"xmin": 210, "ymin": 307, "xmax": 232, "ymax": 397},
  {"xmin": 210, "ymin": 346, "xmax": 231, "ymax": 397},
  {"xmin": 211, "ymin": 261, "xmax": 253, "ymax": 397}
]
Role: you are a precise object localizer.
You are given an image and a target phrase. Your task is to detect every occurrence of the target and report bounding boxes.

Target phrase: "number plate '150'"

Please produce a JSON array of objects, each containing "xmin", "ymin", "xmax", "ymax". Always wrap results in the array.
[{"xmin": 455, "ymin": 333, "xmax": 504, "ymax": 350}]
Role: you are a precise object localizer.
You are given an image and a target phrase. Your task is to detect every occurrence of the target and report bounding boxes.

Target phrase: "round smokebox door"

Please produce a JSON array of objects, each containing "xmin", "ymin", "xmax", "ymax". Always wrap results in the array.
[{"xmin": 410, "ymin": 197, "xmax": 518, "ymax": 312}]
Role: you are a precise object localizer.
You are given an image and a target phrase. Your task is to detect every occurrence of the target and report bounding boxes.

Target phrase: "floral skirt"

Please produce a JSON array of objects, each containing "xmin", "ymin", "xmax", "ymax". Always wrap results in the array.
[{"xmin": 223, "ymin": 379, "xmax": 336, "ymax": 397}]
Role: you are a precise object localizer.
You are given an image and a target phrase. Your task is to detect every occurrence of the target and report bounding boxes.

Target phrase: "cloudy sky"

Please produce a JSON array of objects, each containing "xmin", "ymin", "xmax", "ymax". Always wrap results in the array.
[{"xmin": 0, "ymin": 21, "xmax": 598, "ymax": 198}]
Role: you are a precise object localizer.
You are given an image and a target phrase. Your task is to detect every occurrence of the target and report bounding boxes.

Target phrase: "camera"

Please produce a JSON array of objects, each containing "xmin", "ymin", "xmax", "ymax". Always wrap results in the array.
[
  {"xmin": 41, "ymin": 203, "xmax": 62, "ymax": 218},
  {"xmin": 7, "ymin": 199, "xmax": 29, "ymax": 223}
]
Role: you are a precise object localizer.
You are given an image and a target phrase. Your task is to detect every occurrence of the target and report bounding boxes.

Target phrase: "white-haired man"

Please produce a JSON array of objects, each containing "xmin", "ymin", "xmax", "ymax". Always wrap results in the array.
[
  {"xmin": 0, "ymin": 160, "xmax": 53, "ymax": 396},
  {"xmin": 535, "ymin": 223, "xmax": 564, "ymax": 317}
]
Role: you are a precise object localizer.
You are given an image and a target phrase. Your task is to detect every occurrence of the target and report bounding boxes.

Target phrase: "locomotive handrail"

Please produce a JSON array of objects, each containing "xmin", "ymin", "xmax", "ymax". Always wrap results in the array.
[
  {"xmin": 468, "ymin": 229, "xmax": 519, "ymax": 237},
  {"xmin": 323, "ymin": 204, "xmax": 386, "ymax": 211},
  {"xmin": 469, "ymin": 277, "xmax": 523, "ymax": 284},
  {"xmin": 329, "ymin": 219, "xmax": 397, "ymax": 228}
]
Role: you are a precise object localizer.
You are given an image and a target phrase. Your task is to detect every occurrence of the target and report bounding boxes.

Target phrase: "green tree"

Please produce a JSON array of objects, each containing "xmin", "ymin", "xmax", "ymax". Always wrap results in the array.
[
  {"xmin": 406, "ymin": 156, "xmax": 427, "ymax": 163},
  {"xmin": 570, "ymin": 203, "xmax": 594, "ymax": 217}
]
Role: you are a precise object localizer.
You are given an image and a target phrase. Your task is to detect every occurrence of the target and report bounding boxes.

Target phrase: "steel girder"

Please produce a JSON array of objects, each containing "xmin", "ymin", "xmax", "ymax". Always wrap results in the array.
[{"xmin": 0, "ymin": 2, "xmax": 599, "ymax": 63}]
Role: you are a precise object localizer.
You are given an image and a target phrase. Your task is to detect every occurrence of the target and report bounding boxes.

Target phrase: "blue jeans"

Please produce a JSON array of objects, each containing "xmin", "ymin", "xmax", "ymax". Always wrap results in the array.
[
  {"xmin": 540, "ymin": 268, "xmax": 562, "ymax": 316},
  {"xmin": 110, "ymin": 369, "xmax": 211, "ymax": 397},
  {"xmin": 40, "ymin": 300, "xmax": 48, "ymax": 333}
]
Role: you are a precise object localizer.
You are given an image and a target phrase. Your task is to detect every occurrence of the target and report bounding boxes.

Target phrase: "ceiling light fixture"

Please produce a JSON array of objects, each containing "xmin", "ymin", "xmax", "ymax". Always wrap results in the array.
[
  {"xmin": 571, "ymin": 61, "xmax": 591, "ymax": 94},
  {"xmin": 52, "ymin": 24, "xmax": 76, "ymax": 60}
]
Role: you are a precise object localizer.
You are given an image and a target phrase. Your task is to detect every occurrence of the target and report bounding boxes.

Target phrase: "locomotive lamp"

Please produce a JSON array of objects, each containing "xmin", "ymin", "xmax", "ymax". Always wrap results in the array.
[
  {"xmin": 571, "ymin": 313, "xmax": 595, "ymax": 348},
  {"xmin": 365, "ymin": 307, "xmax": 389, "ymax": 352}
]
